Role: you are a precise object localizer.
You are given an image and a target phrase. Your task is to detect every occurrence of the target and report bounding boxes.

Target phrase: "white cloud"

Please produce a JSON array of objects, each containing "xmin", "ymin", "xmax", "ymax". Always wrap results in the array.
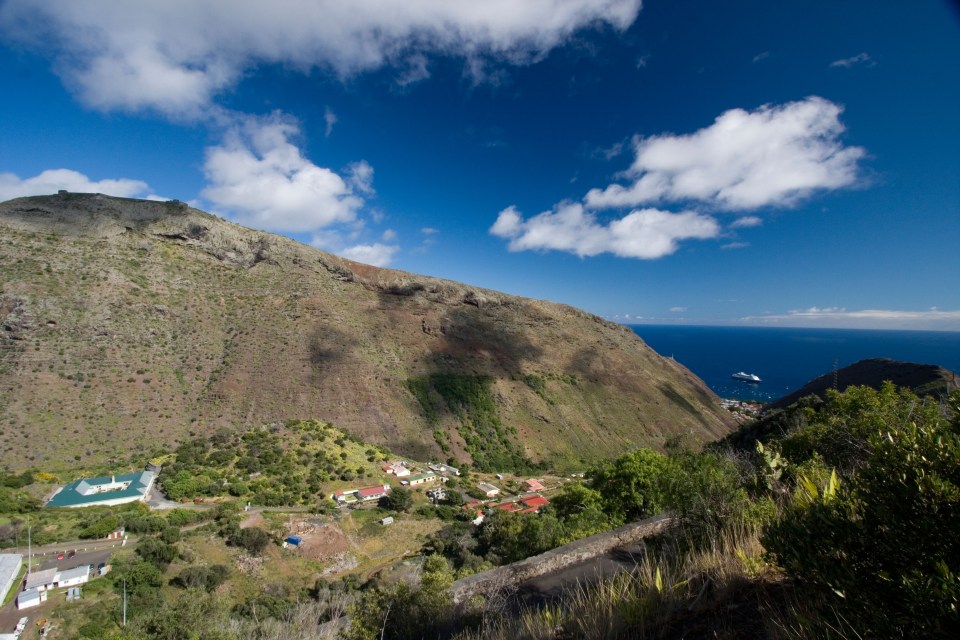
[
  {"xmin": 381, "ymin": 229, "xmax": 398, "ymax": 242},
  {"xmin": 340, "ymin": 242, "xmax": 400, "ymax": 267},
  {"xmin": 740, "ymin": 308, "xmax": 960, "ymax": 331},
  {"xmin": 324, "ymin": 107, "xmax": 338, "ymax": 137},
  {"xmin": 585, "ymin": 97, "xmax": 865, "ymax": 211},
  {"xmin": 730, "ymin": 216, "xmax": 762, "ymax": 228},
  {"xmin": 0, "ymin": 168, "xmax": 151, "ymax": 200},
  {"xmin": 201, "ymin": 113, "xmax": 366, "ymax": 233},
  {"xmin": 491, "ymin": 202, "xmax": 719, "ymax": 259},
  {"xmin": 346, "ymin": 160, "xmax": 375, "ymax": 196},
  {"xmin": 721, "ymin": 241, "xmax": 749, "ymax": 250},
  {"xmin": 421, "ymin": 227, "xmax": 439, "ymax": 235},
  {"xmin": 0, "ymin": 0, "xmax": 642, "ymax": 117},
  {"xmin": 752, "ymin": 51, "xmax": 770, "ymax": 63},
  {"xmin": 830, "ymin": 52, "xmax": 874, "ymax": 68},
  {"xmin": 396, "ymin": 53, "xmax": 431, "ymax": 86},
  {"xmin": 669, "ymin": 306, "xmax": 687, "ymax": 312}
]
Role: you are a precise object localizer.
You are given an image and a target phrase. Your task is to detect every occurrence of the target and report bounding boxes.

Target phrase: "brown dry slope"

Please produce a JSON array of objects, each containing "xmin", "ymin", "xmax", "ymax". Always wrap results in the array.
[{"xmin": 0, "ymin": 193, "xmax": 735, "ymax": 471}]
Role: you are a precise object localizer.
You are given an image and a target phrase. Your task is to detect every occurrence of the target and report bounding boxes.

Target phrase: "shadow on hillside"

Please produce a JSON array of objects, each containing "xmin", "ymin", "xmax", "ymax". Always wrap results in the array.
[
  {"xmin": 658, "ymin": 382, "xmax": 710, "ymax": 428},
  {"xmin": 306, "ymin": 322, "xmax": 358, "ymax": 374},
  {"xmin": 377, "ymin": 292, "xmax": 544, "ymax": 375}
]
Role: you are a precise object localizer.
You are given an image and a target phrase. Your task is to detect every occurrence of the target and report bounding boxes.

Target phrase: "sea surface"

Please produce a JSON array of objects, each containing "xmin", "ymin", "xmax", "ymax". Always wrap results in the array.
[{"xmin": 629, "ymin": 325, "xmax": 960, "ymax": 403}]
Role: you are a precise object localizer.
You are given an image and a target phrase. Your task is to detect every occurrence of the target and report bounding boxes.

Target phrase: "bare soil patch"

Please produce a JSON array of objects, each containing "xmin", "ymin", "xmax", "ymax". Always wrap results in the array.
[{"xmin": 288, "ymin": 518, "xmax": 352, "ymax": 562}]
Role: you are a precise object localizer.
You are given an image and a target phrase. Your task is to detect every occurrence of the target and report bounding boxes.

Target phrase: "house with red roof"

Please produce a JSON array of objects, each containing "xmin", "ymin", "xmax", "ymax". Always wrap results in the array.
[
  {"xmin": 520, "ymin": 495, "xmax": 550, "ymax": 513},
  {"xmin": 524, "ymin": 479, "xmax": 546, "ymax": 492},
  {"xmin": 332, "ymin": 484, "xmax": 391, "ymax": 505}
]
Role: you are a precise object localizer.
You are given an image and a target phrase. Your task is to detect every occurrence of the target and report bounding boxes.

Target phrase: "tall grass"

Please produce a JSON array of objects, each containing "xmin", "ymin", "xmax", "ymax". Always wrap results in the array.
[{"xmin": 452, "ymin": 525, "xmax": 784, "ymax": 640}]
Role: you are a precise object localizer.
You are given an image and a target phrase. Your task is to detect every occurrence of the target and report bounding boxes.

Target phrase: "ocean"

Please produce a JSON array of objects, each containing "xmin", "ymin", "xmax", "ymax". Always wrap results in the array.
[{"xmin": 629, "ymin": 325, "xmax": 960, "ymax": 403}]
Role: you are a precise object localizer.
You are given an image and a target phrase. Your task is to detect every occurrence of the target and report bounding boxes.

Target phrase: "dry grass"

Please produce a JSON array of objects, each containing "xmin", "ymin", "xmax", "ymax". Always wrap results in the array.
[{"xmin": 453, "ymin": 526, "xmax": 786, "ymax": 640}]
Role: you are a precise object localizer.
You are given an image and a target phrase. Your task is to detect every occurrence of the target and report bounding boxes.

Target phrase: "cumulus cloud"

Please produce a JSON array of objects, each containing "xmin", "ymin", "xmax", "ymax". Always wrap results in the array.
[
  {"xmin": 491, "ymin": 202, "xmax": 719, "ymax": 259},
  {"xmin": 492, "ymin": 98, "xmax": 865, "ymax": 260},
  {"xmin": 0, "ymin": 0, "xmax": 642, "ymax": 116},
  {"xmin": 340, "ymin": 242, "xmax": 400, "ymax": 267},
  {"xmin": 201, "ymin": 114, "xmax": 366, "ymax": 233},
  {"xmin": 0, "ymin": 168, "xmax": 151, "ymax": 200},
  {"xmin": 830, "ymin": 52, "xmax": 874, "ymax": 68},
  {"xmin": 585, "ymin": 97, "xmax": 865, "ymax": 211},
  {"xmin": 740, "ymin": 308, "xmax": 960, "ymax": 331}
]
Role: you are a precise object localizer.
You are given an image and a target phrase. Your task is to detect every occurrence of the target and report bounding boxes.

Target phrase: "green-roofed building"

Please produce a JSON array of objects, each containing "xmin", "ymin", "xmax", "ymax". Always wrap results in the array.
[{"xmin": 46, "ymin": 470, "xmax": 156, "ymax": 508}]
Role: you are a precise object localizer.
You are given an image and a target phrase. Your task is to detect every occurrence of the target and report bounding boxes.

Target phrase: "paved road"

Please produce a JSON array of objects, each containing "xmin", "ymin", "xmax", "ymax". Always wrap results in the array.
[{"xmin": 38, "ymin": 548, "xmax": 114, "ymax": 573}]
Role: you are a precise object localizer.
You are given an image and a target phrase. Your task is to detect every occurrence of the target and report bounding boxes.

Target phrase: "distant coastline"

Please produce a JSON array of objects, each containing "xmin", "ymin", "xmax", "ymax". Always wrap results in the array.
[{"xmin": 629, "ymin": 324, "xmax": 960, "ymax": 403}]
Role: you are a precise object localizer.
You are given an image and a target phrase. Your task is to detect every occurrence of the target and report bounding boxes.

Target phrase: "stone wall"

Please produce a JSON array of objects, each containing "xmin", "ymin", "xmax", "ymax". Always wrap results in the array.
[{"xmin": 449, "ymin": 513, "xmax": 674, "ymax": 604}]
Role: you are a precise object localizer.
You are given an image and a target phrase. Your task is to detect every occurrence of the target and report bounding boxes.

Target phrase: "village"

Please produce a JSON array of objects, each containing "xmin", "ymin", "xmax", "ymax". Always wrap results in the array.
[{"xmin": 0, "ymin": 444, "xmax": 565, "ymax": 638}]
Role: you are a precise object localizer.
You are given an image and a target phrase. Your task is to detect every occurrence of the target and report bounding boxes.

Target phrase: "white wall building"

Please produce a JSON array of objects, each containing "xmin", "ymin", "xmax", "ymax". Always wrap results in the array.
[{"xmin": 0, "ymin": 554, "xmax": 23, "ymax": 604}]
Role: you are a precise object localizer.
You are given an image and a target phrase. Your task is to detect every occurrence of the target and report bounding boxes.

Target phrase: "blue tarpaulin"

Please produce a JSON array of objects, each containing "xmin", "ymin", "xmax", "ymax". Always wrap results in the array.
[{"xmin": 286, "ymin": 536, "xmax": 302, "ymax": 546}]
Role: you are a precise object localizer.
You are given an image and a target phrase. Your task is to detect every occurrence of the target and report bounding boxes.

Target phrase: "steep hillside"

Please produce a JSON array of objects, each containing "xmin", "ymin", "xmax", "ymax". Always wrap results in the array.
[
  {"xmin": 767, "ymin": 357, "xmax": 958, "ymax": 412},
  {"xmin": 0, "ymin": 193, "xmax": 735, "ymax": 471}
]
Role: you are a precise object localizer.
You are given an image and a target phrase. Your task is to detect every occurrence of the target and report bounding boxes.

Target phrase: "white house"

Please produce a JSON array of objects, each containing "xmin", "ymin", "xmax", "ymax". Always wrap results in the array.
[
  {"xmin": 17, "ymin": 587, "xmax": 46, "ymax": 610},
  {"xmin": 56, "ymin": 565, "xmax": 90, "ymax": 588},
  {"xmin": 477, "ymin": 482, "xmax": 500, "ymax": 498},
  {"xmin": 25, "ymin": 567, "xmax": 57, "ymax": 592},
  {"xmin": 46, "ymin": 470, "xmax": 155, "ymax": 508}
]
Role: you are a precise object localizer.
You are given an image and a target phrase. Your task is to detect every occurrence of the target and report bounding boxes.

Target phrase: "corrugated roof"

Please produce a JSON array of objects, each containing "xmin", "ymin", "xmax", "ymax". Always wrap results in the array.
[
  {"xmin": 57, "ymin": 566, "xmax": 89, "ymax": 582},
  {"xmin": 0, "ymin": 554, "xmax": 22, "ymax": 583},
  {"xmin": 357, "ymin": 485, "xmax": 390, "ymax": 497},
  {"xmin": 46, "ymin": 470, "xmax": 154, "ymax": 507},
  {"xmin": 25, "ymin": 567, "xmax": 57, "ymax": 590}
]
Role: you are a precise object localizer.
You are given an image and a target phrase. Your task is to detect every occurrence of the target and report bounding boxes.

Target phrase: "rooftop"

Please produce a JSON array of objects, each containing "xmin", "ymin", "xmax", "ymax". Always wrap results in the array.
[{"xmin": 46, "ymin": 470, "xmax": 154, "ymax": 508}]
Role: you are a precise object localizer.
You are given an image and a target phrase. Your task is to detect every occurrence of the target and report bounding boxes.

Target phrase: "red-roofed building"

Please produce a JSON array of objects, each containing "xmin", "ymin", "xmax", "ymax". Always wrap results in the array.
[
  {"xmin": 520, "ymin": 495, "xmax": 550, "ymax": 512},
  {"xmin": 357, "ymin": 484, "xmax": 391, "ymax": 500},
  {"xmin": 332, "ymin": 484, "xmax": 391, "ymax": 504},
  {"xmin": 524, "ymin": 479, "xmax": 546, "ymax": 492},
  {"xmin": 493, "ymin": 501, "xmax": 523, "ymax": 513}
]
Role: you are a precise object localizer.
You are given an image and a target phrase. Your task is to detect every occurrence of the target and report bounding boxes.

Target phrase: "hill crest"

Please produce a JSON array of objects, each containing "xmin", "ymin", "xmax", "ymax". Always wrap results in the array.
[{"xmin": 0, "ymin": 192, "xmax": 735, "ymax": 471}]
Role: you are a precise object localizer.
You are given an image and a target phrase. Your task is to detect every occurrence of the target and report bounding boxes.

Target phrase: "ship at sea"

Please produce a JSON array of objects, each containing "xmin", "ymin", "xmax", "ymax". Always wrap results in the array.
[{"xmin": 731, "ymin": 371, "xmax": 761, "ymax": 383}]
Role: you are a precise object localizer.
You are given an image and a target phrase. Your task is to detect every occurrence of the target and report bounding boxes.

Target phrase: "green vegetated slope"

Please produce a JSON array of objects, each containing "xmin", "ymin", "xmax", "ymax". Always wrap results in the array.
[{"xmin": 0, "ymin": 193, "xmax": 735, "ymax": 472}]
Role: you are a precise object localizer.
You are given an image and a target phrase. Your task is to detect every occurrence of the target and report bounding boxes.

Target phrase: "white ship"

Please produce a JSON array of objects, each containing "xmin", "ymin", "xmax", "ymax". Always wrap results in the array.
[{"xmin": 731, "ymin": 371, "xmax": 761, "ymax": 383}]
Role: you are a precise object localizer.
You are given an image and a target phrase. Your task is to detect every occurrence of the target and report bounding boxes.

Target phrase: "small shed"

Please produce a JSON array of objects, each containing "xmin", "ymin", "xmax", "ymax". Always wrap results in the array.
[
  {"xmin": 17, "ymin": 587, "xmax": 46, "ymax": 610},
  {"xmin": 380, "ymin": 516, "xmax": 394, "ymax": 526}
]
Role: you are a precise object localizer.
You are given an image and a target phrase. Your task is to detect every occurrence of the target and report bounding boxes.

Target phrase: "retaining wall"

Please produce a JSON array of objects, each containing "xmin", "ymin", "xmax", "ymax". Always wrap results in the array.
[{"xmin": 450, "ymin": 513, "xmax": 674, "ymax": 604}]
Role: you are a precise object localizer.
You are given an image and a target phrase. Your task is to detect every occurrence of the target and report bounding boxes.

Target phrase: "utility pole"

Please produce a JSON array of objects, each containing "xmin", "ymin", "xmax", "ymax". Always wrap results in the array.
[{"xmin": 122, "ymin": 578, "xmax": 127, "ymax": 627}]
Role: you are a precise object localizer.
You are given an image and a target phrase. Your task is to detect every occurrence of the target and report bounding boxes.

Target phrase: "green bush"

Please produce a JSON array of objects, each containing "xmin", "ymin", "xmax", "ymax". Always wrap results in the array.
[{"xmin": 764, "ymin": 389, "xmax": 960, "ymax": 637}]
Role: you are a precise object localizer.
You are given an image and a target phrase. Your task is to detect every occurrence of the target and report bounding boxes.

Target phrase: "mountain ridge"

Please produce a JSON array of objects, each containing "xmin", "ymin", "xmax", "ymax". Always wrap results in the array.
[{"xmin": 0, "ymin": 192, "xmax": 735, "ymax": 471}]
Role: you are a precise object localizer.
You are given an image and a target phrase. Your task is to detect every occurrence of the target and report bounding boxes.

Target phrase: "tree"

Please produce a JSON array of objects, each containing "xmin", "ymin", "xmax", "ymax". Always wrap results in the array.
[
  {"xmin": 381, "ymin": 487, "xmax": 413, "ymax": 512},
  {"xmin": 135, "ymin": 538, "xmax": 177, "ymax": 569},
  {"xmin": 229, "ymin": 527, "xmax": 271, "ymax": 554},
  {"xmin": 347, "ymin": 555, "xmax": 455, "ymax": 640},
  {"xmin": 591, "ymin": 448, "xmax": 675, "ymax": 521}
]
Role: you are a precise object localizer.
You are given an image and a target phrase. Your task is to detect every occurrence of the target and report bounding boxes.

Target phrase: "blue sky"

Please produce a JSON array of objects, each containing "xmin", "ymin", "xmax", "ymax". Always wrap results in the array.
[{"xmin": 1, "ymin": 1, "xmax": 958, "ymax": 330}]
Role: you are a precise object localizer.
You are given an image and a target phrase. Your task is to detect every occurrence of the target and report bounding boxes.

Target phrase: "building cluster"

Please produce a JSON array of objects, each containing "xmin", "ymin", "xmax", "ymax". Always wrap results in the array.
[
  {"xmin": 462, "ymin": 478, "xmax": 552, "ymax": 525},
  {"xmin": 0, "ymin": 552, "xmax": 111, "ymax": 614}
]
